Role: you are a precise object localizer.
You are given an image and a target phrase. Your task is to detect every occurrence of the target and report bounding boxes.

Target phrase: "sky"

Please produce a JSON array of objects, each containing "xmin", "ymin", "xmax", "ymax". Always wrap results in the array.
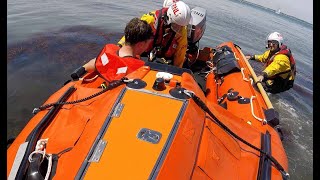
[{"xmin": 246, "ymin": 0, "xmax": 313, "ymax": 24}]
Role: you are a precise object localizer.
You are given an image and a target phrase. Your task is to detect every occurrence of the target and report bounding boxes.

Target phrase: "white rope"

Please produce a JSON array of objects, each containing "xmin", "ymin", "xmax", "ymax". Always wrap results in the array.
[
  {"xmin": 183, "ymin": 89, "xmax": 195, "ymax": 98},
  {"xmin": 123, "ymin": 79, "xmax": 134, "ymax": 83},
  {"xmin": 27, "ymin": 138, "xmax": 53, "ymax": 180},
  {"xmin": 250, "ymin": 96, "xmax": 267, "ymax": 124},
  {"xmin": 196, "ymin": 47, "xmax": 200, "ymax": 60},
  {"xmin": 234, "ymin": 52, "xmax": 239, "ymax": 60},
  {"xmin": 240, "ymin": 68, "xmax": 267, "ymax": 124},
  {"xmin": 44, "ymin": 154, "xmax": 53, "ymax": 180},
  {"xmin": 28, "ymin": 138, "xmax": 48, "ymax": 163},
  {"xmin": 206, "ymin": 61, "xmax": 214, "ymax": 69},
  {"xmin": 240, "ymin": 68, "xmax": 255, "ymax": 86},
  {"xmin": 241, "ymin": 68, "xmax": 250, "ymax": 82},
  {"xmin": 28, "ymin": 150, "xmax": 46, "ymax": 163},
  {"xmin": 79, "ymin": 75, "xmax": 99, "ymax": 82},
  {"xmin": 200, "ymin": 61, "xmax": 216, "ymax": 79}
]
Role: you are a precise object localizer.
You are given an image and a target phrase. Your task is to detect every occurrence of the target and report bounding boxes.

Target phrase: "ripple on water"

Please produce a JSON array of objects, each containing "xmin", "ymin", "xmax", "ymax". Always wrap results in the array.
[{"xmin": 276, "ymin": 99, "xmax": 299, "ymax": 118}]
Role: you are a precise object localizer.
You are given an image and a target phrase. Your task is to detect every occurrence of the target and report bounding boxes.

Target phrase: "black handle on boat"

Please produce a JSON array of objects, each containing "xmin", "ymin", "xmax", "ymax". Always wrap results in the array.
[
  {"xmin": 185, "ymin": 91, "xmax": 289, "ymax": 179},
  {"xmin": 15, "ymin": 86, "xmax": 76, "ymax": 180},
  {"xmin": 26, "ymin": 153, "xmax": 45, "ymax": 180},
  {"xmin": 71, "ymin": 66, "xmax": 87, "ymax": 81}
]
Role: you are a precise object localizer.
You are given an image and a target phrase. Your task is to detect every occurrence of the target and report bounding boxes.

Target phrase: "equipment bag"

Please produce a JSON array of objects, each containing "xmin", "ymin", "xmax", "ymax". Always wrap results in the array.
[{"xmin": 213, "ymin": 45, "xmax": 240, "ymax": 76}]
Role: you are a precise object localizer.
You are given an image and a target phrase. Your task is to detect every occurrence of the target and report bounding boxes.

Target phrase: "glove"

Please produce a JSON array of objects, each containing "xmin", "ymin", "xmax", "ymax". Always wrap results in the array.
[
  {"xmin": 71, "ymin": 66, "xmax": 87, "ymax": 80},
  {"xmin": 257, "ymin": 75, "xmax": 264, "ymax": 82},
  {"xmin": 257, "ymin": 72, "xmax": 269, "ymax": 83},
  {"xmin": 245, "ymin": 55, "xmax": 255, "ymax": 60},
  {"xmin": 198, "ymin": 47, "xmax": 214, "ymax": 61}
]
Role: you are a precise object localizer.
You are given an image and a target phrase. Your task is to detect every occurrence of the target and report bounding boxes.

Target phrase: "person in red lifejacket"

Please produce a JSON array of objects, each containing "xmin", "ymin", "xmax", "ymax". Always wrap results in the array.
[
  {"xmin": 82, "ymin": 18, "xmax": 154, "ymax": 82},
  {"xmin": 117, "ymin": 1, "xmax": 191, "ymax": 68},
  {"xmin": 246, "ymin": 32, "xmax": 296, "ymax": 93}
]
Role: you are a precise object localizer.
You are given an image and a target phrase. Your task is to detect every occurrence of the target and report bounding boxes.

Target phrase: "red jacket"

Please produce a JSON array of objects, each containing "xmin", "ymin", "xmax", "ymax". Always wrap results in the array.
[{"xmin": 95, "ymin": 44, "xmax": 144, "ymax": 82}]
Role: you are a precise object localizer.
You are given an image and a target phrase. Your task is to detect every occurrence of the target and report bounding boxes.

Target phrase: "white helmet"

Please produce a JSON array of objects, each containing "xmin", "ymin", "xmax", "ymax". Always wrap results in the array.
[
  {"xmin": 166, "ymin": 1, "xmax": 191, "ymax": 26},
  {"xmin": 266, "ymin": 32, "xmax": 283, "ymax": 46},
  {"xmin": 163, "ymin": 0, "xmax": 179, "ymax": 8}
]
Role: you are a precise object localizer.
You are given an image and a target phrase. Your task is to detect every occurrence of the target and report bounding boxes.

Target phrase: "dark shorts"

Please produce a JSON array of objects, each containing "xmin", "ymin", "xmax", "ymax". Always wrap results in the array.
[{"xmin": 262, "ymin": 77, "xmax": 294, "ymax": 94}]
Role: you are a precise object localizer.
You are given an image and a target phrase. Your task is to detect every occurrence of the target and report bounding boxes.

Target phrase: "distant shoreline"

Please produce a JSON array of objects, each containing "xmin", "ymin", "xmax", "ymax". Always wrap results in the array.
[{"xmin": 232, "ymin": 0, "xmax": 313, "ymax": 28}]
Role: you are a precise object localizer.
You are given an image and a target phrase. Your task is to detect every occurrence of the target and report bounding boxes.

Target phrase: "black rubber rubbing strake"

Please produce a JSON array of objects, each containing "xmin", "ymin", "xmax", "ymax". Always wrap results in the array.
[{"xmin": 16, "ymin": 86, "xmax": 76, "ymax": 180}]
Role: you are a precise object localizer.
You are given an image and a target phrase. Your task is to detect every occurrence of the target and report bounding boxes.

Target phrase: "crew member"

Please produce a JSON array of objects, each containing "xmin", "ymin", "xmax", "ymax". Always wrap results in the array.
[
  {"xmin": 117, "ymin": 1, "xmax": 191, "ymax": 68},
  {"xmin": 81, "ymin": 18, "xmax": 154, "ymax": 82},
  {"xmin": 246, "ymin": 32, "xmax": 296, "ymax": 93}
]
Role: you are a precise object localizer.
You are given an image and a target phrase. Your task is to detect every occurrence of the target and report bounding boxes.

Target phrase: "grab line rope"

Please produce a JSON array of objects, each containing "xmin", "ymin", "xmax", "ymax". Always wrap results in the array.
[
  {"xmin": 79, "ymin": 75, "xmax": 99, "ymax": 82},
  {"xmin": 250, "ymin": 96, "xmax": 267, "ymax": 124},
  {"xmin": 241, "ymin": 68, "xmax": 250, "ymax": 82},
  {"xmin": 33, "ymin": 77, "xmax": 130, "ymax": 114}
]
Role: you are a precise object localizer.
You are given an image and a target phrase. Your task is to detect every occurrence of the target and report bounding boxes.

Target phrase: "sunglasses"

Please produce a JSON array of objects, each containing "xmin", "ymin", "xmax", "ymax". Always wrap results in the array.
[
  {"xmin": 267, "ymin": 40, "xmax": 278, "ymax": 45},
  {"xmin": 267, "ymin": 40, "xmax": 279, "ymax": 48}
]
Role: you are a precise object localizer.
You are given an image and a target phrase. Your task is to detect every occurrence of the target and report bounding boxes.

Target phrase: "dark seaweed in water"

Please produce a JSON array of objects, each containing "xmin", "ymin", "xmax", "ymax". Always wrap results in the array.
[
  {"xmin": 7, "ymin": 26, "xmax": 122, "ymax": 139},
  {"xmin": 8, "ymin": 25, "xmax": 122, "ymax": 64}
]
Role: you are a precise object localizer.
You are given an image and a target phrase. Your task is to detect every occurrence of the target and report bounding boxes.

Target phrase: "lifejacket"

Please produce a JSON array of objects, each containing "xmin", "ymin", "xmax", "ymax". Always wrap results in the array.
[
  {"xmin": 103, "ymin": 44, "xmax": 120, "ymax": 55},
  {"xmin": 95, "ymin": 44, "xmax": 144, "ymax": 82},
  {"xmin": 262, "ymin": 44, "xmax": 296, "ymax": 93},
  {"xmin": 152, "ymin": 8, "xmax": 179, "ymax": 60},
  {"xmin": 266, "ymin": 44, "xmax": 296, "ymax": 79}
]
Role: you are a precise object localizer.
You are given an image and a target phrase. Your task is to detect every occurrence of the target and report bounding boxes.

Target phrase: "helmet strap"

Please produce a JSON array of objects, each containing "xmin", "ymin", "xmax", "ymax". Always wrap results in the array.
[
  {"xmin": 163, "ymin": 15, "xmax": 171, "ymax": 29},
  {"xmin": 163, "ymin": 14, "xmax": 170, "ymax": 26}
]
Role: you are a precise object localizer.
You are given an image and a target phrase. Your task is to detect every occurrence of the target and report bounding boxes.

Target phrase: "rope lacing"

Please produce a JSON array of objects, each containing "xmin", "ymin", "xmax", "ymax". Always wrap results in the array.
[{"xmin": 33, "ymin": 77, "xmax": 131, "ymax": 114}]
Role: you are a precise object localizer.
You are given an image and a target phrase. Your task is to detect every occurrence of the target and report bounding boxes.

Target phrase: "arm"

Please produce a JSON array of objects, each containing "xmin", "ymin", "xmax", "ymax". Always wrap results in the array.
[
  {"xmin": 83, "ymin": 58, "xmax": 96, "ymax": 72},
  {"xmin": 246, "ymin": 50, "xmax": 270, "ymax": 63},
  {"xmin": 70, "ymin": 58, "xmax": 95, "ymax": 80},
  {"xmin": 263, "ymin": 54, "xmax": 291, "ymax": 79}
]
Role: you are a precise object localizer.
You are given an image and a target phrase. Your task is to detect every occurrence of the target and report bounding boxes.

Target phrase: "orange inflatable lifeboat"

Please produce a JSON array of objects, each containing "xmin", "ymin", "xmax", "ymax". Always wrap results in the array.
[{"xmin": 7, "ymin": 41, "xmax": 289, "ymax": 180}]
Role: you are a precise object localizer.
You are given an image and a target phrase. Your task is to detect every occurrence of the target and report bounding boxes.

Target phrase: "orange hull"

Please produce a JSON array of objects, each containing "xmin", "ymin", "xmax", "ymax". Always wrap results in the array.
[{"xmin": 7, "ymin": 42, "xmax": 288, "ymax": 179}]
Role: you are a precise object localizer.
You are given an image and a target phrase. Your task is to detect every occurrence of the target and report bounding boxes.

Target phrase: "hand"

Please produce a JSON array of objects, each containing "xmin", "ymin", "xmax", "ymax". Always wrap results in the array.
[
  {"xmin": 198, "ymin": 48, "xmax": 214, "ymax": 61},
  {"xmin": 245, "ymin": 55, "xmax": 254, "ymax": 60},
  {"xmin": 257, "ymin": 75, "xmax": 264, "ymax": 82},
  {"xmin": 186, "ymin": 54, "xmax": 197, "ymax": 66}
]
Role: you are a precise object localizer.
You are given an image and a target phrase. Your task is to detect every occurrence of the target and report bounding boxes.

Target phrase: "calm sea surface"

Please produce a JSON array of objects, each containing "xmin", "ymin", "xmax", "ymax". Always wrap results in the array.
[{"xmin": 7, "ymin": 0, "xmax": 313, "ymax": 179}]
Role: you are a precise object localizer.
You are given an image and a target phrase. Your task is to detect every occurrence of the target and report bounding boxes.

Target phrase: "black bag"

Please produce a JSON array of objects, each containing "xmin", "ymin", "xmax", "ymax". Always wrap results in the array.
[{"xmin": 213, "ymin": 45, "xmax": 241, "ymax": 76}]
